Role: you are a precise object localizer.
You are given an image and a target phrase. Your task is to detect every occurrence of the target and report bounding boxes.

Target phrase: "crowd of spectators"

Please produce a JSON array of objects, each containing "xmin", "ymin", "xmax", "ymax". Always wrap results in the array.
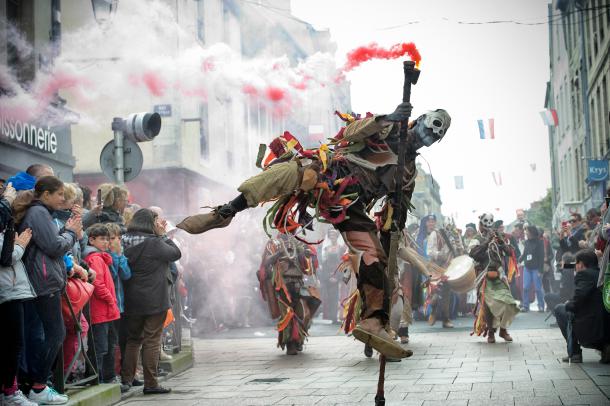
[
  {"xmin": 549, "ymin": 204, "xmax": 610, "ymax": 364},
  {"xmin": 0, "ymin": 164, "xmax": 181, "ymax": 405}
]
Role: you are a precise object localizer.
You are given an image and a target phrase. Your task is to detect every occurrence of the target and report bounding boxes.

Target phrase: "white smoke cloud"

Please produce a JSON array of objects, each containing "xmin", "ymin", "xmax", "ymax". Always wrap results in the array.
[{"xmin": 1, "ymin": 0, "xmax": 341, "ymax": 128}]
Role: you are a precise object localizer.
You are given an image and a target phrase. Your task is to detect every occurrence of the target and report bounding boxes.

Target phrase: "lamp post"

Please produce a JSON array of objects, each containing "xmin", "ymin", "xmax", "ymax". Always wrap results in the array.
[{"xmin": 91, "ymin": 0, "xmax": 118, "ymax": 26}]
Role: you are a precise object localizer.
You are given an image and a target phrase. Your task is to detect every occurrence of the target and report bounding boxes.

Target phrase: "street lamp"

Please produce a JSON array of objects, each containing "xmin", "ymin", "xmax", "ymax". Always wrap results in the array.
[{"xmin": 91, "ymin": 0, "xmax": 118, "ymax": 26}]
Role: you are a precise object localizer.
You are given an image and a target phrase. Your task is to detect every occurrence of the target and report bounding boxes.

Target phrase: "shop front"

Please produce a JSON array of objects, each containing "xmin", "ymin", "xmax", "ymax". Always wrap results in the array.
[{"xmin": 0, "ymin": 111, "xmax": 75, "ymax": 181}]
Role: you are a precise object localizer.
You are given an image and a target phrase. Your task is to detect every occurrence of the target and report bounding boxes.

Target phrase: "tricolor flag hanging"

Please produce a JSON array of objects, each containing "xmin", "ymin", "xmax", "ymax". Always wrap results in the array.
[
  {"xmin": 454, "ymin": 176, "xmax": 464, "ymax": 190},
  {"xmin": 492, "ymin": 171, "xmax": 503, "ymax": 186},
  {"xmin": 477, "ymin": 119, "xmax": 495, "ymax": 139},
  {"xmin": 539, "ymin": 109, "xmax": 558, "ymax": 127}
]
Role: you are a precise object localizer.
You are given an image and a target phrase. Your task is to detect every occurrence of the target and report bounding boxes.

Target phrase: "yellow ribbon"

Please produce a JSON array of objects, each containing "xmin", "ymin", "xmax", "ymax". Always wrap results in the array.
[{"xmin": 318, "ymin": 144, "xmax": 329, "ymax": 171}]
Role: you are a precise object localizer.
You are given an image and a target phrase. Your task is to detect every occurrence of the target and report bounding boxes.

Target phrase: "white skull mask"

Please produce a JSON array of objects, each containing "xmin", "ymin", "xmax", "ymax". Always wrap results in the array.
[
  {"xmin": 479, "ymin": 213, "xmax": 494, "ymax": 228},
  {"xmin": 423, "ymin": 109, "xmax": 451, "ymax": 138},
  {"xmin": 412, "ymin": 109, "xmax": 451, "ymax": 148}
]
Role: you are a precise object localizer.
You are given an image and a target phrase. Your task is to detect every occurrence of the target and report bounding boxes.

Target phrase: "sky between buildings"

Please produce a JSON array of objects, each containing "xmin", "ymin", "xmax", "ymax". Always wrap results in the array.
[{"xmin": 292, "ymin": 0, "xmax": 553, "ymax": 227}]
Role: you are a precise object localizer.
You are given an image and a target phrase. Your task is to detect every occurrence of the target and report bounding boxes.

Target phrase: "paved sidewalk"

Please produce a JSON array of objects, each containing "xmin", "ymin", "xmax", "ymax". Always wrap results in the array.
[{"xmin": 116, "ymin": 323, "xmax": 610, "ymax": 406}]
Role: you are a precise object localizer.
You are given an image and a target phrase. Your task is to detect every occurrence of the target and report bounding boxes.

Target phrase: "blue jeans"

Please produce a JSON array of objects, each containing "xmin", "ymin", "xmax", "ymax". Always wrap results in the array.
[
  {"xmin": 522, "ymin": 267, "xmax": 545, "ymax": 310},
  {"xmin": 554, "ymin": 303, "xmax": 581, "ymax": 356},
  {"xmin": 23, "ymin": 293, "xmax": 66, "ymax": 384},
  {"xmin": 91, "ymin": 322, "xmax": 111, "ymax": 381}
]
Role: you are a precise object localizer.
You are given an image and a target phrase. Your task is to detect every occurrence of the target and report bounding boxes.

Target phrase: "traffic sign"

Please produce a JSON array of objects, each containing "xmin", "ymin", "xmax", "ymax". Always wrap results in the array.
[{"xmin": 99, "ymin": 138, "xmax": 143, "ymax": 183}]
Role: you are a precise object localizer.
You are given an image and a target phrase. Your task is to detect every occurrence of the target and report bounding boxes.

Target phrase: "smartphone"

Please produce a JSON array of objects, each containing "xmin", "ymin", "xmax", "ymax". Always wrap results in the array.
[{"xmin": 96, "ymin": 188, "xmax": 102, "ymax": 206}]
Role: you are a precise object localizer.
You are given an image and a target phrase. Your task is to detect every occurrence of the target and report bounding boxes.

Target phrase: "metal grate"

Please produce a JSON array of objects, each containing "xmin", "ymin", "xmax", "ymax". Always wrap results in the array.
[{"xmin": 247, "ymin": 378, "xmax": 288, "ymax": 384}]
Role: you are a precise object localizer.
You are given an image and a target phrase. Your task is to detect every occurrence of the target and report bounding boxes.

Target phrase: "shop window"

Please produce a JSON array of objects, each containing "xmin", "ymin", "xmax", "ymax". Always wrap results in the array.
[{"xmin": 5, "ymin": 0, "xmax": 35, "ymax": 86}]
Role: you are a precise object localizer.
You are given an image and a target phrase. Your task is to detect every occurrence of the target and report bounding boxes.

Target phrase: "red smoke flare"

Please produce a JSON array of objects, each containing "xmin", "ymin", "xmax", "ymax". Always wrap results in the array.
[
  {"xmin": 342, "ymin": 42, "xmax": 421, "ymax": 72},
  {"xmin": 265, "ymin": 86, "xmax": 285, "ymax": 102},
  {"xmin": 142, "ymin": 71, "xmax": 166, "ymax": 97}
]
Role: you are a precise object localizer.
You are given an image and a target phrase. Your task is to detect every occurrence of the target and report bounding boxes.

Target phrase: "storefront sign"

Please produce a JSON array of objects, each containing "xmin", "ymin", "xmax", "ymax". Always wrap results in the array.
[
  {"xmin": 0, "ymin": 112, "xmax": 58, "ymax": 154},
  {"xmin": 587, "ymin": 159, "xmax": 609, "ymax": 182}
]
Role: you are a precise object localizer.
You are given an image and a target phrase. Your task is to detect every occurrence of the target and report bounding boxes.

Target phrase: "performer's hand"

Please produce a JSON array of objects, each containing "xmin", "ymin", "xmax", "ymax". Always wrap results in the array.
[{"xmin": 384, "ymin": 102, "xmax": 413, "ymax": 122}]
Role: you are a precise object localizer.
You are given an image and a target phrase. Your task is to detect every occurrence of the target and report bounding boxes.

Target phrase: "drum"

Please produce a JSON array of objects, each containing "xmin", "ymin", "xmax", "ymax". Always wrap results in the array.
[{"xmin": 445, "ymin": 255, "xmax": 476, "ymax": 293}]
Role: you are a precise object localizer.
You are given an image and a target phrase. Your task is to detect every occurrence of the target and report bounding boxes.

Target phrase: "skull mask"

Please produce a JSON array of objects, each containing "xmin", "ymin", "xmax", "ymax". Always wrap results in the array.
[
  {"xmin": 411, "ymin": 109, "xmax": 451, "ymax": 150},
  {"xmin": 479, "ymin": 213, "xmax": 494, "ymax": 229}
]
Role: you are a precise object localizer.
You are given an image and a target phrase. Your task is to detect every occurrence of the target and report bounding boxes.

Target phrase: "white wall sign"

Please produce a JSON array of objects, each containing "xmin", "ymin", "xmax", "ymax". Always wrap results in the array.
[{"xmin": 0, "ymin": 112, "xmax": 58, "ymax": 154}]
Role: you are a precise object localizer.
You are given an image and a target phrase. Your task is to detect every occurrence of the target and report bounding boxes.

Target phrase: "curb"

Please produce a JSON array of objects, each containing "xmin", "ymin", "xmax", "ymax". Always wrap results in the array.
[
  {"xmin": 66, "ymin": 384, "xmax": 121, "ymax": 406},
  {"xmin": 115, "ymin": 345, "xmax": 194, "ymax": 404},
  {"xmin": 62, "ymin": 345, "xmax": 194, "ymax": 406}
]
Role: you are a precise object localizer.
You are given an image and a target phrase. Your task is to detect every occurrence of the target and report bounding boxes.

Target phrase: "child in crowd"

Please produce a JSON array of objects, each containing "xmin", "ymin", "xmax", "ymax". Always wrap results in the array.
[
  {"xmin": 83, "ymin": 224, "xmax": 120, "ymax": 384},
  {"xmin": 103, "ymin": 223, "xmax": 131, "ymax": 390},
  {"xmin": 0, "ymin": 227, "xmax": 37, "ymax": 406}
]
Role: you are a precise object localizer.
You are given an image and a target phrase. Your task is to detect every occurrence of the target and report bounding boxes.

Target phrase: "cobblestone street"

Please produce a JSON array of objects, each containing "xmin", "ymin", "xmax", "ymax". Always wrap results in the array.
[{"xmin": 117, "ymin": 313, "xmax": 610, "ymax": 406}]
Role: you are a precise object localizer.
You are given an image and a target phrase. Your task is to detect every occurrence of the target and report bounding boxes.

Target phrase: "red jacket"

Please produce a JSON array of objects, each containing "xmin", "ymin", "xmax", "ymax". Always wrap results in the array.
[{"xmin": 85, "ymin": 250, "xmax": 120, "ymax": 325}]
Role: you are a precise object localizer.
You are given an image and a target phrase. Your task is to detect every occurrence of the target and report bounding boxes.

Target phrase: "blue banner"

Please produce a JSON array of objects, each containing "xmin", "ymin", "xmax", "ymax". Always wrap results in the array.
[{"xmin": 587, "ymin": 160, "xmax": 609, "ymax": 182}]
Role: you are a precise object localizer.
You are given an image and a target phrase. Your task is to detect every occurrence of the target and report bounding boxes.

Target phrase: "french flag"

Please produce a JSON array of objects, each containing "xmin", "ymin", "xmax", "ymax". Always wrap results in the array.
[
  {"xmin": 478, "ymin": 119, "xmax": 495, "ymax": 139},
  {"xmin": 539, "ymin": 109, "xmax": 559, "ymax": 127}
]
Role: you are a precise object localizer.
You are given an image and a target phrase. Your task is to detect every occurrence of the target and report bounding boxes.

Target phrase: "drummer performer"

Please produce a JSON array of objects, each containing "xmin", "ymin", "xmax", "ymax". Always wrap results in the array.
[
  {"xmin": 415, "ymin": 214, "xmax": 455, "ymax": 328},
  {"xmin": 468, "ymin": 213, "xmax": 520, "ymax": 343},
  {"xmin": 257, "ymin": 234, "xmax": 321, "ymax": 355}
]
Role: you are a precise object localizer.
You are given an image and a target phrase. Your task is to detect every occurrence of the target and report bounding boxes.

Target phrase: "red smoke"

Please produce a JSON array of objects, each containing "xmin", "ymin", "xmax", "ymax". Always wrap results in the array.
[
  {"xmin": 342, "ymin": 42, "xmax": 421, "ymax": 72},
  {"xmin": 141, "ymin": 71, "xmax": 166, "ymax": 97},
  {"xmin": 265, "ymin": 86, "xmax": 285, "ymax": 102},
  {"xmin": 202, "ymin": 59, "xmax": 215, "ymax": 72},
  {"xmin": 242, "ymin": 84, "xmax": 258, "ymax": 96},
  {"xmin": 37, "ymin": 72, "xmax": 87, "ymax": 104}
]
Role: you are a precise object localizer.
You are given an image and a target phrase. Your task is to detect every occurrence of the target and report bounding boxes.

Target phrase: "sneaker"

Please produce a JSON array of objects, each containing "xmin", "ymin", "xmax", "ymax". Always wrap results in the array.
[
  {"xmin": 28, "ymin": 386, "xmax": 68, "ymax": 405},
  {"xmin": 131, "ymin": 379, "xmax": 144, "ymax": 387},
  {"xmin": 4, "ymin": 391, "xmax": 37, "ymax": 406}
]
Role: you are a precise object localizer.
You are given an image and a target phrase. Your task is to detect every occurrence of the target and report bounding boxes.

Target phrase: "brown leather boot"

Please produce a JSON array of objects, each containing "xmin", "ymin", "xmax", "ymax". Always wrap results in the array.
[
  {"xmin": 176, "ymin": 206, "xmax": 233, "ymax": 234},
  {"xmin": 499, "ymin": 328, "xmax": 513, "ymax": 342},
  {"xmin": 352, "ymin": 284, "xmax": 412, "ymax": 359},
  {"xmin": 286, "ymin": 341, "xmax": 298, "ymax": 355},
  {"xmin": 487, "ymin": 329, "xmax": 496, "ymax": 344},
  {"xmin": 353, "ymin": 317, "xmax": 412, "ymax": 359}
]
